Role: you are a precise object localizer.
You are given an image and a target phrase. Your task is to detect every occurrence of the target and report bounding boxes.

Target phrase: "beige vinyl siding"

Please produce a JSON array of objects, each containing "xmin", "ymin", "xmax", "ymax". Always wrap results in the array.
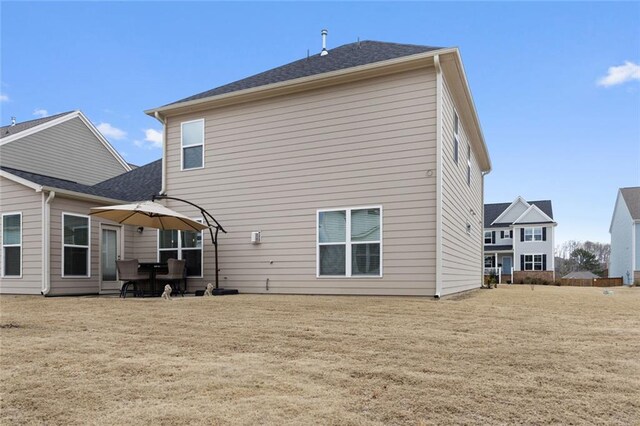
[
  {"xmin": 132, "ymin": 230, "xmax": 159, "ymax": 263},
  {"xmin": 0, "ymin": 117, "xmax": 128, "ymax": 185},
  {"xmin": 164, "ymin": 68, "xmax": 438, "ymax": 295},
  {"xmin": 48, "ymin": 196, "xmax": 134, "ymax": 295},
  {"xmin": 0, "ymin": 178, "xmax": 42, "ymax": 294},
  {"xmin": 440, "ymin": 76, "xmax": 484, "ymax": 296}
]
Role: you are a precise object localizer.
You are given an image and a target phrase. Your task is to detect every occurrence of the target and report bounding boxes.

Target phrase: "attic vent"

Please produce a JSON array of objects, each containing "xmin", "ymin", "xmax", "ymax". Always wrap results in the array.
[{"xmin": 320, "ymin": 29, "xmax": 328, "ymax": 56}]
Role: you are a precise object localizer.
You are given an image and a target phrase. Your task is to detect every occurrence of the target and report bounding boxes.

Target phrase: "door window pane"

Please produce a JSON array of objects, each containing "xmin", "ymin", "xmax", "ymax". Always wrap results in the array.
[
  {"xmin": 319, "ymin": 245, "xmax": 345, "ymax": 275},
  {"xmin": 318, "ymin": 210, "xmax": 346, "ymax": 243},
  {"xmin": 101, "ymin": 229, "xmax": 117, "ymax": 281},
  {"xmin": 182, "ymin": 249, "xmax": 202, "ymax": 277}
]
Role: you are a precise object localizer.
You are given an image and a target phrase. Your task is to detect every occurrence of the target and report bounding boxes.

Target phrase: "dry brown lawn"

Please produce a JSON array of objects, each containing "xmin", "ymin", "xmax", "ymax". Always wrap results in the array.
[{"xmin": 1, "ymin": 285, "xmax": 639, "ymax": 425}]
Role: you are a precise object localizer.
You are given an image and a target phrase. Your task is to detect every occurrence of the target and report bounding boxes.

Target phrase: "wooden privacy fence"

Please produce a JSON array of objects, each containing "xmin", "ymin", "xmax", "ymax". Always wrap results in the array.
[{"xmin": 559, "ymin": 277, "xmax": 623, "ymax": 287}]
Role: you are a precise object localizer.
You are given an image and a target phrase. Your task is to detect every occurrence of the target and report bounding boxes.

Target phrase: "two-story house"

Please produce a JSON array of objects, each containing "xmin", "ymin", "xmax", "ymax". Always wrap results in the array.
[
  {"xmin": 143, "ymin": 39, "xmax": 492, "ymax": 297},
  {"xmin": 484, "ymin": 197, "xmax": 556, "ymax": 283},
  {"xmin": 609, "ymin": 187, "xmax": 639, "ymax": 284}
]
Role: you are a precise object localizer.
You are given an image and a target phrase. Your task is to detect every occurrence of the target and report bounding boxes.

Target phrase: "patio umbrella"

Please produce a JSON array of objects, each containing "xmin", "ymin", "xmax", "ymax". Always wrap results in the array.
[{"xmin": 89, "ymin": 201, "xmax": 209, "ymax": 231}]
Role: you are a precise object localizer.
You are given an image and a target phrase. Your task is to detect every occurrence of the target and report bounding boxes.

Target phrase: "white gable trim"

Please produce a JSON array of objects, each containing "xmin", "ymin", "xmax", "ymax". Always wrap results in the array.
[
  {"xmin": 513, "ymin": 203, "xmax": 554, "ymax": 225},
  {"xmin": 491, "ymin": 196, "xmax": 530, "ymax": 225},
  {"xmin": 609, "ymin": 189, "xmax": 626, "ymax": 234},
  {"xmin": 0, "ymin": 111, "xmax": 131, "ymax": 172},
  {"xmin": 0, "ymin": 170, "xmax": 43, "ymax": 192}
]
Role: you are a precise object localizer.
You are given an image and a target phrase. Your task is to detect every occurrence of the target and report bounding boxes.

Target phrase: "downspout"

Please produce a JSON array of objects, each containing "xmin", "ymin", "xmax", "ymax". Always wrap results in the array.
[
  {"xmin": 41, "ymin": 191, "xmax": 55, "ymax": 295},
  {"xmin": 154, "ymin": 111, "xmax": 167, "ymax": 195},
  {"xmin": 434, "ymin": 54, "xmax": 443, "ymax": 298},
  {"xmin": 481, "ymin": 170, "xmax": 489, "ymax": 285}
]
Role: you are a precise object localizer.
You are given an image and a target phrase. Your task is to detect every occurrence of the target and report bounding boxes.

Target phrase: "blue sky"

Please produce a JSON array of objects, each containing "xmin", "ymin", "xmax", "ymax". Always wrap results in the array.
[{"xmin": 1, "ymin": 1, "xmax": 639, "ymax": 247}]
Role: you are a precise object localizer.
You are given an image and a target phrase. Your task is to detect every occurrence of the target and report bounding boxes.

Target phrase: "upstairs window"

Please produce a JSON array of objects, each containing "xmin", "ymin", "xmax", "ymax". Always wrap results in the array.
[
  {"xmin": 524, "ymin": 227, "xmax": 543, "ymax": 242},
  {"xmin": 484, "ymin": 231, "xmax": 494, "ymax": 245},
  {"xmin": 181, "ymin": 119, "xmax": 204, "ymax": 170},
  {"xmin": 2, "ymin": 213, "xmax": 22, "ymax": 277},
  {"xmin": 453, "ymin": 112, "xmax": 460, "ymax": 164},
  {"xmin": 318, "ymin": 207, "xmax": 381, "ymax": 277}
]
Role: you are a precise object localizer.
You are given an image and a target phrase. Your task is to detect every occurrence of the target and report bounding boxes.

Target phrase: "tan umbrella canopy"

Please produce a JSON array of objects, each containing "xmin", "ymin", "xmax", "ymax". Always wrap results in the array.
[{"xmin": 89, "ymin": 201, "xmax": 209, "ymax": 231}]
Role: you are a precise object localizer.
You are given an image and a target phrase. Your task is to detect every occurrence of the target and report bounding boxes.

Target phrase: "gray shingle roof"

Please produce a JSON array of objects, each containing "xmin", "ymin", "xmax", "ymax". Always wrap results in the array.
[
  {"xmin": 484, "ymin": 200, "xmax": 553, "ymax": 228},
  {"xmin": 170, "ymin": 40, "xmax": 442, "ymax": 106},
  {"xmin": 562, "ymin": 270, "xmax": 600, "ymax": 279},
  {"xmin": 93, "ymin": 159, "xmax": 162, "ymax": 201},
  {"xmin": 0, "ymin": 111, "xmax": 74, "ymax": 139},
  {"xmin": 620, "ymin": 187, "xmax": 640, "ymax": 220},
  {"xmin": 1, "ymin": 159, "xmax": 161, "ymax": 202}
]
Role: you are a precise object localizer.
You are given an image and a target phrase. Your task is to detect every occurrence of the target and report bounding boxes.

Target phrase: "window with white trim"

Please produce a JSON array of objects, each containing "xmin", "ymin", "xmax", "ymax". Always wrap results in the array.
[
  {"xmin": 484, "ymin": 256, "xmax": 495, "ymax": 268},
  {"xmin": 2, "ymin": 213, "xmax": 22, "ymax": 277},
  {"xmin": 181, "ymin": 119, "xmax": 204, "ymax": 170},
  {"xmin": 453, "ymin": 111, "xmax": 460, "ymax": 164},
  {"xmin": 63, "ymin": 214, "xmax": 90, "ymax": 277},
  {"xmin": 484, "ymin": 231, "xmax": 493, "ymax": 244},
  {"xmin": 523, "ymin": 254, "xmax": 543, "ymax": 271},
  {"xmin": 318, "ymin": 207, "xmax": 381, "ymax": 277},
  {"xmin": 524, "ymin": 227, "xmax": 543, "ymax": 242},
  {"xmin": 158, "ymin": 221, "xmax": 203, "ymax": 277}
]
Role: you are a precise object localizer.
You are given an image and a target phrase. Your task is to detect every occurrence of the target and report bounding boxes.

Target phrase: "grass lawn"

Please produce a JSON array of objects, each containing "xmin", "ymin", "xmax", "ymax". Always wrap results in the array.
[{"xmin": 1, "ymin": 285, "xmax": 639, "ymax": 425}]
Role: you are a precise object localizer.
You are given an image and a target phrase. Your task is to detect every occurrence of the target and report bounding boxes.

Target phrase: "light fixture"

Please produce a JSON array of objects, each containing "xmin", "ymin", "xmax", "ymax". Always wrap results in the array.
[{"xmin": 137, "ymin": 227, "xmax": 144, "ymax": 234}]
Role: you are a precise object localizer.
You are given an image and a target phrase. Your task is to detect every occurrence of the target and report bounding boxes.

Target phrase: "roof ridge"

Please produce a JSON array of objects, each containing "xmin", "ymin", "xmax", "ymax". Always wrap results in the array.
[{"xmin": 0, "ymin": 110, "xmax": 75, "ymax": 130}]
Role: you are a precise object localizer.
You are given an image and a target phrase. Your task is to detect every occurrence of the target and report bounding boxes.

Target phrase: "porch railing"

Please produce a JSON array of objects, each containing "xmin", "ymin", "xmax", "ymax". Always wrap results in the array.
[{"xmin": 484, "ymin": 267, "xmax": 502, "ymax": 284}]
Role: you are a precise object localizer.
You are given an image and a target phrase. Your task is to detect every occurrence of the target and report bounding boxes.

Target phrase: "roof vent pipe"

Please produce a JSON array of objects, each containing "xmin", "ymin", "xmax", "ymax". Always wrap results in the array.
[
  {"xmin": 320, "ymin": 29, "xmax": 328, "ymax": 56},
  {"xmin": 10, "ymin": 117, "xmax": 16, "ymax": 126}
]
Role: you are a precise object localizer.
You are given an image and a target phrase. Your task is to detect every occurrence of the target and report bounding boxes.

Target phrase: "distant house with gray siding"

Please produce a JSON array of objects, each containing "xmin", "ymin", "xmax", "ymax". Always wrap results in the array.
[
  {"xmin": 143, "ymin": 40, "xmax": 493, "ymax": 297},
  {"xmin": 609, "ymin": 187, "xmax": 640, "ymax": 284}
]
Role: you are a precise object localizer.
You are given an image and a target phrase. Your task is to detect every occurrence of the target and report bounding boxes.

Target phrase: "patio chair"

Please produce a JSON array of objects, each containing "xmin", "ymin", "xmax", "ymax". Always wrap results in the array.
[
  {"xmin": 155, "ymin": 258, "xmax": 187, "ymax": 296},
  {"xmin": 116, "ymin": 259, "xmax": 150, "ymax": 298}
]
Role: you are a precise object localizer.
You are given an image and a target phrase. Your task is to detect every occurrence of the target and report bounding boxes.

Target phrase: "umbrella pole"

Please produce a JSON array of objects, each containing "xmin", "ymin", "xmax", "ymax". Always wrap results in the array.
[{"xmin": 152, "ymin": 194, "xmax": 232, "ymax": 293}]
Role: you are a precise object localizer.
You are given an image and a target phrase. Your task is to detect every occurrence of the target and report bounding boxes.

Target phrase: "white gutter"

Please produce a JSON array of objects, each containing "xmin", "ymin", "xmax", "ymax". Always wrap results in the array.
[
  {"xmin": 481, "ymin": 170, "xmax": 490, "ymax": 287},
  {"xmin": 434, "ymin": 54, "xmax": 443, "ymax": 299},
  {"xmin": 41, "ymin": 191, "xmax": 55, "ymax": 295},
  {"xmin": 154, "ymin": 111, "xmax": 167, "ymax": 195}
]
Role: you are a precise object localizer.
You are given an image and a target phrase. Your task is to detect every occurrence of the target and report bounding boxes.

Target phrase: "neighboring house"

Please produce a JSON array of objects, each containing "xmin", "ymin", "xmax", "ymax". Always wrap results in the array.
[
  {"xmin": 143, "ymin": 40, "xmax": 492, "ymax": 297},
  {"xmin": 562, "ymin": 271, "xmax": 599, "ymax": 279},
  {"xmin": 484, "ymin": 197, "xmax": 556, "ymax": 283},
  {"xmin": 0, "ymin": 111, "xmax": 161, "ymax": 295},
  {"xmin": 609, "ymin": 187, "xmax": 640, "ymax": 284}
]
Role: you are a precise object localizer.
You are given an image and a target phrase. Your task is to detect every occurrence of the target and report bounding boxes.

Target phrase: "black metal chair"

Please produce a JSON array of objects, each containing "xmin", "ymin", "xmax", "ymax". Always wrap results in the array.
[{"xmin": 116, "ymin": 259, "xmax": 150, "ymax": 298}]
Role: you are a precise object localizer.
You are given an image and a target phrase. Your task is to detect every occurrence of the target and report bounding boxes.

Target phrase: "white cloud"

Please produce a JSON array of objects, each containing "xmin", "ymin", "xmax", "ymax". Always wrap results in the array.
[
  {"xmin": 133, "ymin": 128, "xmax": 163, "ymax": 150},
  {"xmin": 597, "ymin": 61, "xmax": 640, "ymax": 87},
  {"xmin": 33, "ymin": 108, "xmax": 48, "ymax": 118},
  {"xmin": 96, "ymin": 122, "xmax": 127, "ymax": 140},
  {"xmin": 0, "ymin": 93, "xmax": 9, "ymax": 102},
  {"xmin": 144, "ymin": 128, "xmax": 163, "ymax": 148}
]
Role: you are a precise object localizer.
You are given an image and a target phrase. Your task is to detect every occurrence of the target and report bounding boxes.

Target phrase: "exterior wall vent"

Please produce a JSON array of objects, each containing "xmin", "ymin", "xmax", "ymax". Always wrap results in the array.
[{"xmin": 251, "ymin": 231, "xmax": 261, "ymax": 244}]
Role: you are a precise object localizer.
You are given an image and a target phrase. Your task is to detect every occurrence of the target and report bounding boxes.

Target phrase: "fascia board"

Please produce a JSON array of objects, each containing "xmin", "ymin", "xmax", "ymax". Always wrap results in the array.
[
  {"xmin": 0, "ymin": 170, "xmax": 43, "ymax": 192},
  {"xmin": 144, "ymin": 48, "xmax": 458, "ymax": 116}
]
